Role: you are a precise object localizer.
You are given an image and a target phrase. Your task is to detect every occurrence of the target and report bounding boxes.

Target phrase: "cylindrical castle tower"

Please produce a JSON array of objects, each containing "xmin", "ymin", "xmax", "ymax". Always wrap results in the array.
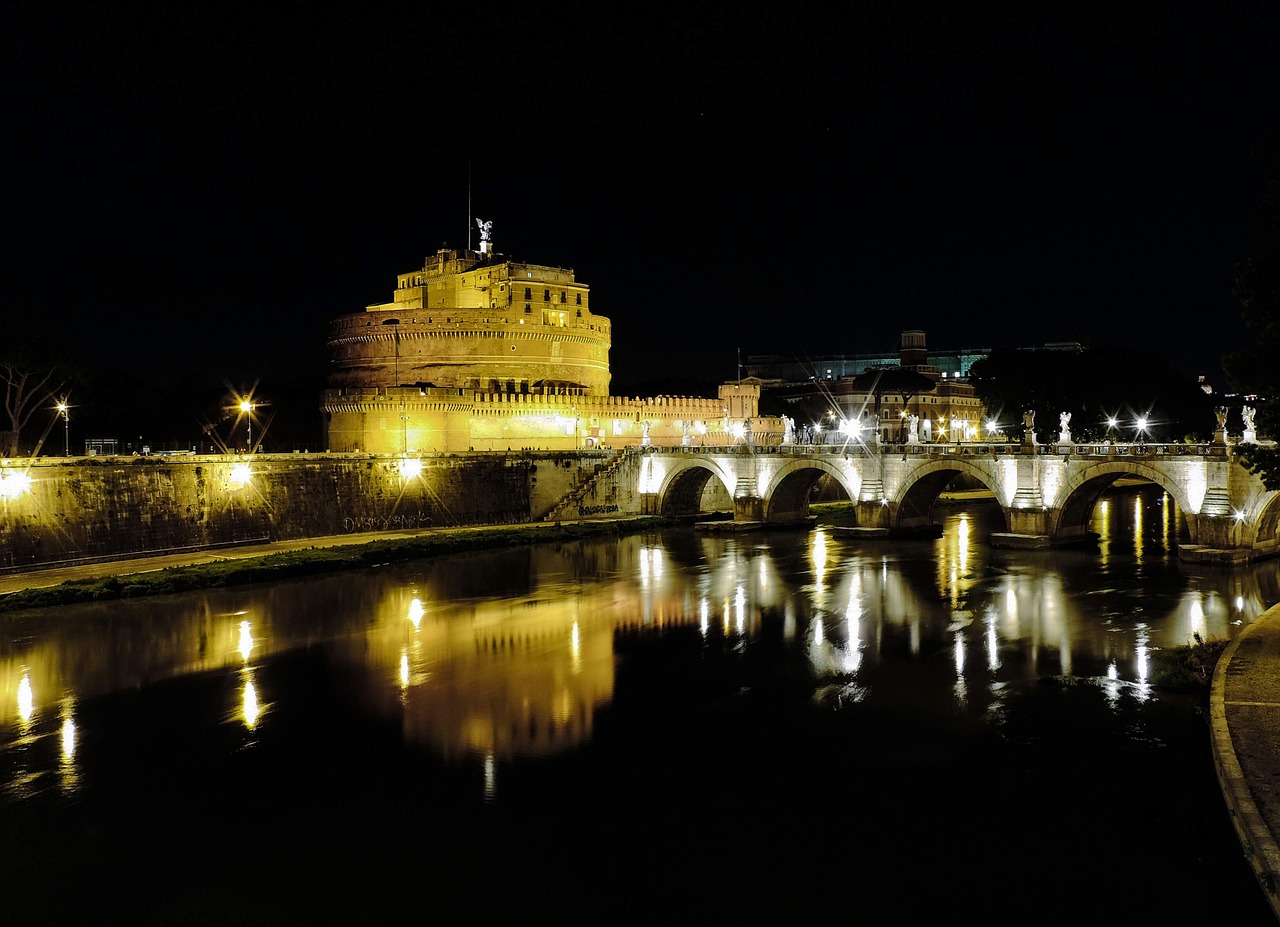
[{"xmin": 326, "ymin": 247, "xmax": 611, "ymax": 395}]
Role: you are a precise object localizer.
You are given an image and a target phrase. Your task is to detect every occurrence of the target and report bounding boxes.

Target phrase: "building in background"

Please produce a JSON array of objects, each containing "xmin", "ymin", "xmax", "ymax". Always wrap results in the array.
[{"xmin": 763, "ymin": 330, "xmax": 994, "ymax": 444}]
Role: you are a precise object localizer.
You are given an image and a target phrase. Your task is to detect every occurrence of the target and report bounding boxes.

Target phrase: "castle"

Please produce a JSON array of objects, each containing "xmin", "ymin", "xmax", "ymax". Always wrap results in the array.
[{"xmin": 322, "ymin": 228, "xmax": 779, "ymax": 453}]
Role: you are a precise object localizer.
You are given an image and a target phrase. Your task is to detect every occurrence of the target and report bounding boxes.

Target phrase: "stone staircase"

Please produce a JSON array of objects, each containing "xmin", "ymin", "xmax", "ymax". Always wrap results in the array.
[{"xmin": 542, "ymin": 449, "xmax": 631, "ymax": 522}]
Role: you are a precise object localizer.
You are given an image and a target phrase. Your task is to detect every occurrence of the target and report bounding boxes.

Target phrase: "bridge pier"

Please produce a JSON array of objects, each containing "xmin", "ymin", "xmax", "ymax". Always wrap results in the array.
[
  {"xmin": 856, "ymin": 500, "xmax": 890, "ymax": 528},
  {"xmin": 733, "ymin": 495, "xmax": 766, "ymax": 523}
]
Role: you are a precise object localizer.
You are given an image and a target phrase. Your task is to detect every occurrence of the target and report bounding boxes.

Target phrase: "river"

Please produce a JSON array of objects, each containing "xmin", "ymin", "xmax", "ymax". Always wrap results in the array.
[{"xmin": 0, "ymin": 484, "xmax": 1275, "ymax": 924}]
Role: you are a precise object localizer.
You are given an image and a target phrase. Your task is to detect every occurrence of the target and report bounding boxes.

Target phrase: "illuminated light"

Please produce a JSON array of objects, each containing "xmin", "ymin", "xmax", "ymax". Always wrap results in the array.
[
  {"xmin": 814, "ymin": 616, "xmax": 825, "ymax": 646},
  {"xmin": 484, "ymin": 753, "xmax": 497, "ymax": 802},
  {"xmin": 811, "ymin": 530, "xmax": 828, "ymax": 587},
  {"xmin": 243, "ymin": 678, "xmax": 260, "ymax": 729},
  {"xmin": 735, "ymin": 585, "xmax": 746, "ymax": 633},
  {"xmin": 1107, "ymin": 662, "xmax": 1118, "ymax": 681},
  {"xmin": 1041, "ymin": 460, "xmax": 1062, "ymax": 508},
  {"xmin": 1233, "ymin": 509, "xmax": 1246, "ymax": 522},
  {"xmin": 1189, "ymin": 597, "xmax": 1205, "ymax": 637},
  {"xmin": 638, "ymin": 457, "xmax": 665, "ymax": 494},
  {"xmin": 1236, "ymin": 596, "xmax": 1245, "ymax": 611},
  {"xmin": 571, "ymin": 621, "xmax": 581, "ymax": 666},
  {"xmin": 953, "ymin": 634, "xmax": 965, "ymax": 676},
  {"xmin": 985, "ymin": 612, "xmax": 1000, "ymax": 669},
  {"xmin": 1000, "ymin": 459, "xmax": 1018, "ymax": 506},
  {"xmin": 229, "ymin": 463, "xmax": 252, "ymax": 487},
  {"xmin": 61, "ymin": 715, "xmax": 77, "ymax": 763},
  {"xmin": 399, "ymin": 652, "xmax": 410, "ymax": 688},
  {"xmin": 238, "ymin": 620, "xmax": 254, "ymax": 660},
  {"xmin": 844, "ymin": 596, "xmax": 863, "ymax": 672},
  {"xmin": 1135, "ymin": 633, "xmax": 1151, "ymax": 693},
  {"xmin": 699, "ymin": 598, "xmax": 709, "ymax": 636},
  {"xmin": 17, "ymin": 672, "xmax": 34, "ymax": 724},
  {"xmin": 407, "ymin": 597, "xmax": 424, "ymax": 629},
  {"xmin": 1185, "ymin": 464, "xmax": 1207, "ymax": 514},
  {"xmin": 0, "ymin": 470, "xmax": 32, "ymax": 499},
  {"xmin": 398, "ymin": 457, "xmax": 423, "ymax": 479}
]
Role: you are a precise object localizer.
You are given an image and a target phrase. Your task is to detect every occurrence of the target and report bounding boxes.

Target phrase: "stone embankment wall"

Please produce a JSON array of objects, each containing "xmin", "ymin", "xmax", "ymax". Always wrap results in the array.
[{"xmin": 0, "ymin": 450, "xmax": 635, "ymax": 571}]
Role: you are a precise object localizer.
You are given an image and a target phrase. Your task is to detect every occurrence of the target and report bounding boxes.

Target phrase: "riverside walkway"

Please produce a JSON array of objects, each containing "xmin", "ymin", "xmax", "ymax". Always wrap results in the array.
[{"xmin": 0, "ymin": 528, "xmax": 1278, "ymax": 920}]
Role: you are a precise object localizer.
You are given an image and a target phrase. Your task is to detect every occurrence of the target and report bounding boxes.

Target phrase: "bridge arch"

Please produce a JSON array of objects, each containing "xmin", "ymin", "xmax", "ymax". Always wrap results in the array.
[
  {"xmin": 1051, "ymin": 461, "xmax": 1192, "ymax": 544},
  {"xmin": 892, "ymin": 459, "xmax": 1006, "ymax": 533},
  {"xmin": 762, "ymin": 458, "xmax": 857, "ymax": 523},
  {"xmin": 652, "ymin": 457, "xmax": 735, "ymax": 517}
]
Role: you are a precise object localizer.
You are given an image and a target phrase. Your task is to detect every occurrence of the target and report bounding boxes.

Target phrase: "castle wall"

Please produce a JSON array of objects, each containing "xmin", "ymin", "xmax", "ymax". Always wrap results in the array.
[
  {"xmin": 321, "ymin": 387, "xmax": 784, "ymax": 454},
  {"xmin": 327, "ymin": 312, "xmax": 612, "ymax": 394}
]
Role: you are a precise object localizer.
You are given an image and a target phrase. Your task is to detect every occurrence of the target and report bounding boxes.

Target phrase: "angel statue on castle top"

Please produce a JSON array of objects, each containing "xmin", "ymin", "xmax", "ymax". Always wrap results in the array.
[{"xmin": 476, "ymin": 218, "xmax": 493, "ymax": 242}]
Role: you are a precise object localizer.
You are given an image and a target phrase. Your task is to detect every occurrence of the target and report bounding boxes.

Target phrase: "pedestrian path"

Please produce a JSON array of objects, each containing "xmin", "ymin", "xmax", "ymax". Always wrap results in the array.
[{"xmin": 1211, "ymin": 603, "xmax": 1280, "ymax": 922}]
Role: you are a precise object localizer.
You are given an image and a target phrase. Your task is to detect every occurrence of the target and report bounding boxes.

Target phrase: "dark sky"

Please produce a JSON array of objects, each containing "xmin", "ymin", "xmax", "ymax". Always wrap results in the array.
[{"xmin": 6, "ymin": 2, "xmax": 1280, "ymax": 440}]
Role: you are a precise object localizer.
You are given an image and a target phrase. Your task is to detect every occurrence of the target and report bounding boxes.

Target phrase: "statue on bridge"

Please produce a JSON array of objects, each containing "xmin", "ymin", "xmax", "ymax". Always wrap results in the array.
[
  {"xmin": 1058, "ymin": 411, "xmax": 1072, "ymax": 444},
  {"xmin": 906, "ymin": 414, "xmax": 920, "ymax": 444},
  {"xmin": 1242, "ymin": 405, "xmax": 1257, "ymax": 443},
  {"xmin": 1022, "ymin": 410, "xmax": 1037, "ymax": 446}
]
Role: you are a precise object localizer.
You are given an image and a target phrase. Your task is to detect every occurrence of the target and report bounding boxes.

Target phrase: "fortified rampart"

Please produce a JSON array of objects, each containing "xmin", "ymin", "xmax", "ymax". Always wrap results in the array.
[
  {"xmin": 322, "ymin": 381, "xmax": 784, "ymax": 454},
  {"xmin": 0, "ymin": 451, "xmax": 644, "ymax": 572}
]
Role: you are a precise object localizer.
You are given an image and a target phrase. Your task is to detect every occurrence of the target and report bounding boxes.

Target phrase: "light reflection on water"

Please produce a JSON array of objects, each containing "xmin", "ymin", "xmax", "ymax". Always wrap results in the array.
[
  {"xmin": 0, "ymin": 486, "xmax": 1271, "ymax": 780},
  {"xmin": 0, "ymin": 483, "xmax": 1277, "ymax": 921}
]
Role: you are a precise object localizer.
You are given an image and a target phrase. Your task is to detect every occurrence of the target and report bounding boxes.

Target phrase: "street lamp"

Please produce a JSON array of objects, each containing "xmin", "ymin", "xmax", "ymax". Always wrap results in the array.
[
  {"xmin": 1134, "ymin": 416, "xmax": 1148, "ymax": 444},
  {"xmin": 55, "ymin": 399, "xmax": 70, "ymax": 456},
  {"xmin": 240, "ymin": 399, "xmax": 254, "ymax": 452}
]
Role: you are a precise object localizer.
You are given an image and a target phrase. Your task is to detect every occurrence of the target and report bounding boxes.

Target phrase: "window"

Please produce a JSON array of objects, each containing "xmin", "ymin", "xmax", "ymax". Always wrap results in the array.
[
  {"xmin": 576, "ymin": 293, "xmax": 582, "ymax": 305},
  {"xmin": 560, "ymin": 291, "xmax": 566, "ymax": 303},
  {"xmin": 544, "ymin": 289, "xmax": 550, "ymax": 301},
  {"xmin": 524, "ymin": 287, "xmax": 531, "ymax": 299},
  {"xmin": 525, "ymin": 304, "xmax": 532, "ymax": 314}
]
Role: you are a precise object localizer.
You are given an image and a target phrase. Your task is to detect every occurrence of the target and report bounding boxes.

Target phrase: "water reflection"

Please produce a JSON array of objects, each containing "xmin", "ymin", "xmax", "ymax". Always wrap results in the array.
[{"xmin": 0, "ymin": 484, "xmax": 1278, "ymax": 796}]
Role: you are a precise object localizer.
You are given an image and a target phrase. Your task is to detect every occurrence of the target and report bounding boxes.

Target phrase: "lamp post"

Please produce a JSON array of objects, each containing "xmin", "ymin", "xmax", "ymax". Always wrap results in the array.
[
  {"xmin": 56, "ymin": 399, "xmax": 69, "ymax": 456},
  {"xmin": 240, "ymin": 399, "xmax": 254, "ymax": 452}
]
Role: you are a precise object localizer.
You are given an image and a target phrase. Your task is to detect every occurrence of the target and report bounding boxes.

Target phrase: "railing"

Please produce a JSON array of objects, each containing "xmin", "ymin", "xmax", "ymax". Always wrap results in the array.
[{"xmin": 639, "ymin": 441, "xmax": 1233, "ymax": 459}]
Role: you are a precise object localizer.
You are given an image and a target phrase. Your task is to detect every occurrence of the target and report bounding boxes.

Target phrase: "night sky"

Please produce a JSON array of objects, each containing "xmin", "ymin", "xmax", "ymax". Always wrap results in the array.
[{"xmin": 6, "ymin": 2, "xmax": 1280, "ymax": 442}]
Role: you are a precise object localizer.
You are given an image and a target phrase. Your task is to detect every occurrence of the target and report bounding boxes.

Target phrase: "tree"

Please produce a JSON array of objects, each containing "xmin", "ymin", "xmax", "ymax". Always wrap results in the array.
[
  {"xmin": 1, "ymin": 355, "xmax": 74, "ymax": 457},
  {"xmin": 1224, "ymin": 123, "xmax": 1280, "ymax": 487}
]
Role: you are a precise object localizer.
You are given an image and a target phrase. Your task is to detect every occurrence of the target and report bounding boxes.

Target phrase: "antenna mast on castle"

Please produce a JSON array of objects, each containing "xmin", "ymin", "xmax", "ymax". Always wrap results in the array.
[{"xmin": 467, "ymin": 162, "xmax": 472, "ymax": 251}]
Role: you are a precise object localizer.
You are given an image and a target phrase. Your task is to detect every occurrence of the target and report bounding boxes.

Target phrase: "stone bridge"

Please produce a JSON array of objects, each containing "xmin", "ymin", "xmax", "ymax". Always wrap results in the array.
[{"xmin": 634, "ymin": 440, "xmax": 1280, "ymax": 564}]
